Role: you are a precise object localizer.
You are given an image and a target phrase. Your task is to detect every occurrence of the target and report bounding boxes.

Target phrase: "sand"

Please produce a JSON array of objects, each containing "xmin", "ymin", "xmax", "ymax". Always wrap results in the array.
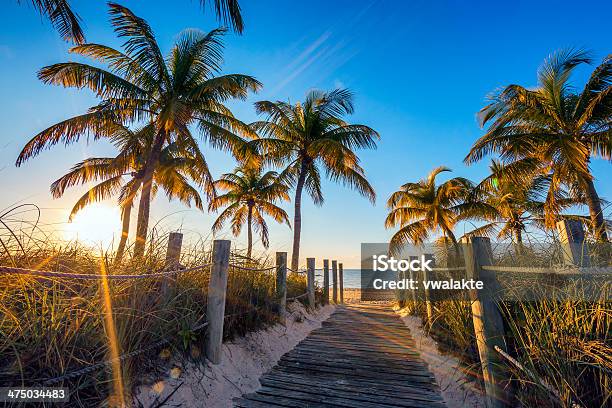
[
  {"xmin": 394, "ymin": 306, "xmax": 486, "ymax": 408},
  {"xmin": 134, "ymin": 301, "xmax": 335, "ymax": 407},
  {"xmin": 341, "ymin": 287, "xmax": 361, "ymax": 303}
]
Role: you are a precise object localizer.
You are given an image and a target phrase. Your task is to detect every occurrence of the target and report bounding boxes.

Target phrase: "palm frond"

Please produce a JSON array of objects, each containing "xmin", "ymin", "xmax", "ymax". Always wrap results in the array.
[{"xmin": 30, "ymin": 0, "xmax": 85, "ymax": 44}]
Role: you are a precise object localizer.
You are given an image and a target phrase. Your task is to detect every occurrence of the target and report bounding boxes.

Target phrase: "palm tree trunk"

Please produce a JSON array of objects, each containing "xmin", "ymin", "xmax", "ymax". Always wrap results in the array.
[
  {"xmin": 134, "ymin": 130, "xmax": 166, "ymax": 257},
  {"xmin": 291, "ymin": 161, "xmax": 308, "ymax": 272},
  {"xmin": 582, "ymin": 176, "xmax": 608, "ymax": 242},
  {"xmin": 514, "ymin": 227, "xmax": 524, "ymax": 256},
  {"xmin": 443, "ymin": 227, "xmax": 462, "ymax": 266},
  {"xmin": 247, "ymin": 204, "xmax": 253, "ymax": 259},
  {"xmin": 514, "ymin": 228, "xmax": 523, "ymax": 243},
  {"xmin": 115, "ymin": 202, "xmax": 132, "ymax": 263}
]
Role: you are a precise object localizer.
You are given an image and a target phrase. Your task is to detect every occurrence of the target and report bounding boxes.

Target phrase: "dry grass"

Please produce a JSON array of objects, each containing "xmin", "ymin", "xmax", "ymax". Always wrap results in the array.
[
  {"xmin": 405, "ymin": 242, "xmax": 611, "ymax": 408},
  {"xmin": 0, "ymin": 218, "xmax": 310, "ymax": 407}
]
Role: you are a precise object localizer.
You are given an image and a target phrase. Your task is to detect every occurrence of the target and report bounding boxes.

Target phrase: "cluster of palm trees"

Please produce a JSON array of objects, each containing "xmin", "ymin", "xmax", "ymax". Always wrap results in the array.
[
  {"xmin": 16, "ymin": 3, "xmax": 379, "ymax": 266},
  {"xmin": 387, "ymin": 49, "xmax": 611, "ymax": 254}
]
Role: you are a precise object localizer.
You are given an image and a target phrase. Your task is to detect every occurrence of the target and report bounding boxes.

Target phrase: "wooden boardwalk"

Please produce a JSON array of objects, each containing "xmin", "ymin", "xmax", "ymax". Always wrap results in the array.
[{"xmin": 235, "ymin": 303, "xmax": 446, "ymax": 407}]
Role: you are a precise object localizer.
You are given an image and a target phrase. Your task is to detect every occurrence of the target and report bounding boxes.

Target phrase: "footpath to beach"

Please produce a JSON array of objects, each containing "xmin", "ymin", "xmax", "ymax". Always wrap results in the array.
[{"xmin": 235, "ymin": 303, "xmax": 446, "ymax": 407}]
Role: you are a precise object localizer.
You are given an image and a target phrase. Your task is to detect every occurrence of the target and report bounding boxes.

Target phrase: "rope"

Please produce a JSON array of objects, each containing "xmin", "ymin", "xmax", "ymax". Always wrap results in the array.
[
  {"xmin": 0, "ymin": 264, "xmax": 211, "ymax": 280},
  {"xmin": 431, "ymin": 267, "xmax": 466, "ymax": 272},
  {"xmin": 494, "ymin": 346, "xmax": 583, "ymax": 408},
  {"xmin": 287, "ymin": 292, "xmax": 308, "ymax": 301},
  {"xmin": 482, "ymin": 265, "xmax": 612, "ymax": 275},
  {"xmin": 228, "ymin": 264, "xmax": 275, "ymax": 272},
  {"xmin": 44, "ymin": 336, "xmax": 178, "ymax": 385}
]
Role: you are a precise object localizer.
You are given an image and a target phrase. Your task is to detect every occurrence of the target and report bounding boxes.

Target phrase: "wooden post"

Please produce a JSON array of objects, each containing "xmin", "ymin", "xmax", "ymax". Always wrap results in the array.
[
  {"xmin": 462, "ymin": 236, "xmax": 509, "ymax": 408},
  {"xmin": 205, "ymin": 239, "xmax": 230, "ymax": 364},
  {"xmin": 165, "ymin": 232, "xmax": 183, "ymax": 267},
  {"xmin": 408, "ymin": 255, "xmax": 418, "ymax": 312},
  {"xmin": 332, "ymin": 260, "xmax": 338, "ymax": 304},
  {"xmin": 423, "ymin": 253, "xmax": 435, "ymax": 327},
  {"xmin": 556, "ymin": 219, "xmax": 590, "ymax": 267},
  {"xmin": 306, "ymin": 258, "xmax": 316, "ymax": 309},
  {"xmin": 162, "ymin": 232, "xmax": 183, "ymax": 295},
  {"xmin": 276, "ymin": 252, "xmax": 287, "ymax": 324},
  {"xmin": 323, "ymin": 259, "xmax": 330, "ymax": 305},
  {"xmin": 339, "ymin": 263, "xmax": 344, "ymax": 304}
]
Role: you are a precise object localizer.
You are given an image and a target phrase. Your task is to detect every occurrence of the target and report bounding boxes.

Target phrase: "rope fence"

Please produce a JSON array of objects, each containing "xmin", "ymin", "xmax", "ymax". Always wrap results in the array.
[
  {"xmin": 3, "ymin": 235, "xmax": 346, "ymax": 391},
  {"xmin": 0, "ymin": 264, "xmax": 211, "ymax": 280},
  {"xmin": 0, "ymin": 263, "xmax": 291, "ymax": 279},
  {"xmin": 228, "ymin": 264, "xmax": 276, "ymax": 272}
]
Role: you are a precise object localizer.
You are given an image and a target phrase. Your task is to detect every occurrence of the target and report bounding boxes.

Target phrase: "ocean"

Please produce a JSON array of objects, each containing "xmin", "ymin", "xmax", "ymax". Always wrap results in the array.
[{"xmin": 314, "ymin": 269, "xmax": 361, "ymax": 289}]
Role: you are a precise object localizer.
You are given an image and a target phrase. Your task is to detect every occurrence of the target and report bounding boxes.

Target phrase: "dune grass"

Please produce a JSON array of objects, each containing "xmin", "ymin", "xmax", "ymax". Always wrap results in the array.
[
  {"xmin": 0, "ymin": 234, "xmax": 311, "ymax": 407},
  {"xmin": 404, "ymin": 243, "xmax": 611, "ymax": 408}
]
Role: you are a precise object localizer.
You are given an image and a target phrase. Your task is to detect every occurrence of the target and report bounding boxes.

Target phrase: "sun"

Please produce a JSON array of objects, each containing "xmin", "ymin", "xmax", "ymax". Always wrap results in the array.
[{"xmin": 63, "ymin": 203, "xmax": 123, "ymax": 248}]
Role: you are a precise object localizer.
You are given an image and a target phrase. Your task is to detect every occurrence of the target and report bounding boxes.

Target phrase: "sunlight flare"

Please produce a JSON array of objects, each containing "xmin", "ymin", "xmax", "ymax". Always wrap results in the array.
[{"xmin": 63, "ymin": 204, "xmax": 122, "ymax": 247}]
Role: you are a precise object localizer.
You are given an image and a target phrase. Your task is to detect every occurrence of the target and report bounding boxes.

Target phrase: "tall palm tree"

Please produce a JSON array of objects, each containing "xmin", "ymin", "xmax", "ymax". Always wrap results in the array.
[
  {"xmin": 50, "ymin": 124, "xmax": 208, "ymax": 261},
  {"xmin": 465, "ymin": 49, "xmax": 611, "ymax": 241},
  {"xmin": 385, "ymin": 167, "xmax": 474, "ymax": 256},
  {"xmin": 16, "ymin": 0, "xmax": 244, "ymax": 44},
  {"xmin": 210, "ymin": 165, "xmax": 290, "ymax": 258},
  {"xmin": 16, "ymin": 3, "xmax": 261, "ymax": 256},
  {"xmin": 251, "ymin": 89, "xmax": 379, "ymax": 271}
]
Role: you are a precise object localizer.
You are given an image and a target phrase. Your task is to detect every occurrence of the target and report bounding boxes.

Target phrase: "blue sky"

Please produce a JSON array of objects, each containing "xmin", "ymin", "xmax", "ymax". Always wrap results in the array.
[{"xmin": 1, "ymin": 0, "xmax": 610, "ymax": 267}]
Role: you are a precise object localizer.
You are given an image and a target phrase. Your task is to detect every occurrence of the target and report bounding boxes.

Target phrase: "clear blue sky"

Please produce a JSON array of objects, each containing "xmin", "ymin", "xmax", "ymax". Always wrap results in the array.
[{"xmin": 1, "ymin": 0, "xmax": 610, "ymax": 267}]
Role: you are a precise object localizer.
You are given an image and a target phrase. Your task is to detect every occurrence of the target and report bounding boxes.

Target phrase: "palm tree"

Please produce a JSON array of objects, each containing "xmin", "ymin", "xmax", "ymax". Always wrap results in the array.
[
  {"xmin": 467, "ymin": 160, "xmax": 552, "ymax": 243},
  {"xmin": 50, "ymin": 124, "xmax": 208, "ymax": 261},
  {"xmin": 465, "ymin": 49, "xmax": 611, "ymax": 241},
  {"xmin": 16, "ymin": 3, "xmax": 261, "ymax": 256},
  {"xmin": 16, "ymin": 0, "xmax": 244, "ymax": 44},
  {"xmin": 210, "ymin": 165, "xmax": 290, "ymax": 258},
  {"xmin": 250, "ymin": 89, "xmax": 379, "ymax": 271},
  {"xmin": 385, "ymin": 167, "xmax": 474, "ymax": 256}
]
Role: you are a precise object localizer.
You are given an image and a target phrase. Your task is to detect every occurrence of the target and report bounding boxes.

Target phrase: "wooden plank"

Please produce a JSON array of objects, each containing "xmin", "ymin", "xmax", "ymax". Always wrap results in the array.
[
  {"xmin": 274, "ymin": 361, "xmax": 437, "ymax": 384},
  {"xmin": 256, "ymin": 385, "xmax": 444, "ymax": 408},
  {"xmin": 266, "ymin": 367, "xmax": 442, "ymax": 396},
  {"xmin": 260, "ymin": 371, "xmax": 445, "ymax": 401},
  {"xmin": 284, "ymin": 348, "xmax": 423, "ymax": 363},
  {"xmin": 292, "ymin": 344, "xmax": 422, "ymax": 358},
  {"xmin": 280, "ymin": 353, "xmax": 430, "ymax": 371},
  {"xmin": 260, "ymin": 377, "xmax": 445, "ymax": 406},
  {"xmin": 299, "ymin": 337, "xmax": 417, "ymax": 351}
]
